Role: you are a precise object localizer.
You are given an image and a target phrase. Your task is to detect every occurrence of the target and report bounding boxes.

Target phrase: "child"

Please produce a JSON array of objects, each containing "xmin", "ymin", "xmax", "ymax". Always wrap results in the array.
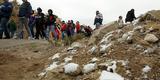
[{"xmin": 117, "ymin": 16, "xmax": 124, "ymax": 29}]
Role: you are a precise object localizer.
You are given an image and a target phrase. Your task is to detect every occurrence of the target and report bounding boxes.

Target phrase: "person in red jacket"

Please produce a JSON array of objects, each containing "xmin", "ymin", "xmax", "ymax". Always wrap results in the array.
[
  {"xmin": 76, "ymin": 21, "xmax": 81, "ymax": 33},
  {"xmin": 61, "ymin": 21, "xmax": 67, "ymax": 40}
]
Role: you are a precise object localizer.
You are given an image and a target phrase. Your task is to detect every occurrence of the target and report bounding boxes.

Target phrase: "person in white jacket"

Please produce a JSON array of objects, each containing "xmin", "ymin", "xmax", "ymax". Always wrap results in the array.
[
  {"xmin": 117, "ymin": 16, "xmax": 124, "ymax": 29},
  {"xmin": 94, "ymin": 11, "xmax": 103, "ymax": 29}
]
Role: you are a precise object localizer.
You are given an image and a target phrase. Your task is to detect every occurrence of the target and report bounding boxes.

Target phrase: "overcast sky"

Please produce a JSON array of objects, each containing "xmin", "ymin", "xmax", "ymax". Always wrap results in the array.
[{"xmin": 16, "ymin": 0, "xmax": 160, "ymax": 26}]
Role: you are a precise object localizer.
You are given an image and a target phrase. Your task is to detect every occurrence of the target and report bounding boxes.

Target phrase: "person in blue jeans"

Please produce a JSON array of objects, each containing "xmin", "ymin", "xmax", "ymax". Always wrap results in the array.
[
  {"xmin": 71, "ymin": 20, "xmax": 75, "ymax": 36},
  {"xmin": 46, "ymin": 9, "xmax": 57, "ymax": 40},
  {"xmin": 16, "ymin": 0, "xmax": 33, "ymax": 39},
  {"xmin": 0, "ymin": 0, "xmax": 13, "ymax": 39},
  {"xmin": 28, "ymin": 10, "xmax": 36, "ymax": 38},
  {"xmin": 61, "ymin": 21, "xmax": 67, "ymax": 40}
]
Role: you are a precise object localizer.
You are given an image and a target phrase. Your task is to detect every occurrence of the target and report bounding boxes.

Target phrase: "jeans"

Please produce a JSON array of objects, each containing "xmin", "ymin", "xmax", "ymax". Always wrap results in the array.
[
  {"xmin": 95, "ymin": 23, "xmax": 101, "ymax": 29},
  {"xmin": 62, "ymin": 31, "xmax": 66, "ymax": 40},
  {"xmin": 46, "ymin": 25, "xmax": 57, "ymax": 40},
  {"xmin": 0, "ymin": 18, "xmax": 10, "ymax": 39},
  {"xmin": 71, "ymin": 28, "xmax": 75, "ymax": 36},
  {"xmin": 29, "ymin": 23, "xmax": 35, "ymax": 38},
  {"xmin": 16, "ymin": 17, "xmax": 32, "ymax": 39},
  {"xmin": 35, "ymin": 24, "xmax": 46, "ymax": 39}
]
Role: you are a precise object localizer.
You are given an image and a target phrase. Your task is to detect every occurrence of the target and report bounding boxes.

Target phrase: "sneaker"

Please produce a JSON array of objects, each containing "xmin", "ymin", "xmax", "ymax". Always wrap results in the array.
[
  {"xmin": 13, "ymin": 36, "xmax": 18, "ymax": 39},
  {"xmin": 28, "ymin": 37, "xmax": 34, "ymax": 40}
]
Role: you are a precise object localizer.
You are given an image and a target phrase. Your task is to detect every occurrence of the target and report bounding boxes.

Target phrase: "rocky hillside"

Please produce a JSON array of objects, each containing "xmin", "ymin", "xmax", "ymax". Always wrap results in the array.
[
  {"xmin": 0, "ymin": 10, "xmax": 160, "ymax": 80},
  {"xmin": 36, "ymin": 10, "xmax": 160, "ymax": 80}
]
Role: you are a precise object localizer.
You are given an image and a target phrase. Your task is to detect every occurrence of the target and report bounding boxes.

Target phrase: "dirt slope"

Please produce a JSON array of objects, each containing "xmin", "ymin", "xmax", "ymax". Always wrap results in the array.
[{"xmin": 0, "ymin": 10, "xmax": 160, "ymax": 80}]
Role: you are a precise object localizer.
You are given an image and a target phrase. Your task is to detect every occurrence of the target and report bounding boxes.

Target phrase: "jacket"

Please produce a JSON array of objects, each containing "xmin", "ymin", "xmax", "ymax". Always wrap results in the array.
[
  {"xmin": 35, "ymin": 13, "xmax": 45, "ymax": 25},
  {"xmin": 18, "ymin": 2, "xmax": 32, "ymax": 18},
  {"xmin": 46, "ymin": 14, "xmax": 57, "ymax": 26},
  {"xmin": 125, "ymin": 10, "xmax": 136, "ymax": 23},
  {"xmin": 94, "ymin": 13, "xmax": 103, "ymax": 25},
  {"xmin": 0, "ymin": 1, "xmax": 13, "ymax": 19}
]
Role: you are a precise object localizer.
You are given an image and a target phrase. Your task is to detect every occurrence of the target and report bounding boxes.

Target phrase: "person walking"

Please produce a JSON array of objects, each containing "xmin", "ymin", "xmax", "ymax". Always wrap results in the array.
[
  {"xmin": 35, "ymin": 7, "xmax": 46, "ymax": 39},
  {"xmin": 46, "ymin": 9, "xmax": 57, "ymax": 40},
  {"xmin": 28, "ymin": 10, "xmax": 36, "ymax": 38},
  {"xmin": 0, "ymin": 0, "xmax": 13, "ymax": 39},
  {"xmin": 16, "ymin": 0, "xmax": 33, "ymax": 39},
  {"xmin": 66, "ymin": 20, "xmax": 73, "ymax": 37},
  {"xmin": 71, "ymin": 20, "xmax": 75, "ymax": 36},
  {"xmin": 61, "ymin": 21, "xmax": 67, "ymax": 40}
]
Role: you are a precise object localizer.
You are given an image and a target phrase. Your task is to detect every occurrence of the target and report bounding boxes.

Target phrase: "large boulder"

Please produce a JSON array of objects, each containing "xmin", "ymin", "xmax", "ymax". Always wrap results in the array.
[
  {"xmin": 100, "ymin": 31, "xmax": 114, "ymax": 45},
  {"xmin": 64, "ymin": 56, "xmax": 73, "ymax": 64},
  {"xmin": 99, "ymin": 70, "xmax": 124, "ymax": 80},
  {"xmin": 121, "ymin": 31, "xmax": 134, "ymax": 43},
  {"xmin": 51, "ymin": 53, "xmax": 60, "ymax": 61},
  {"xmin": 133, "ymin": 26, "xmax": 145, "ymax": 33},
  {"xmin": 88, "ymin": 45, "xmax": 98, "ymax": 54},
  {"xmin": 144, "ymin": 34, "xmax": 159, "ymax": 43},
  {"xmin": 45, "ymin": 62, "xmax": 58, "ymax": 71},
  {"xmin": 100, "ymin": 29, "xmax": 123, "ymax": 45},
  {"xmin": 142, "ymin": 65, "xmax": 151, "ymax": 73},
  {"xmin": 83, "ymin": 63, "xmax": 97, "ymax": 74},
  {"xmin": 64, "ymin": 63, "xmax": 81, "ymax": 76},
  {"xmin": 99, "ymin": 43, "xmax": 112, "ymax": 54},
  {"xmin": 67, "ymin": 42, "xmax": 83, "ymax": 51},
  {"xmin": 142, "ymin": 65, "xmax": 151, "ymax": 78}
]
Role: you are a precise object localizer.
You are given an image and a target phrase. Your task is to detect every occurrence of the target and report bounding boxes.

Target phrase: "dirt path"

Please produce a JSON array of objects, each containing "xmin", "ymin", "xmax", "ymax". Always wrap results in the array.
[
  {"xmin": 0, "ymin": 39, "xmax": 52, "ymax": 80},
  {"xmin": 0, "ymin": 39, "xmax": 48, "ymax": 49}
]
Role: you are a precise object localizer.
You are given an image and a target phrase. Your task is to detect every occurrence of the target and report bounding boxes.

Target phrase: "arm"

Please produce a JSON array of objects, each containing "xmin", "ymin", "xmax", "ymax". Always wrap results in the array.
[
  {"xmin": 26, "ymin": 2, "xmax": 32, "ymax": 17},
  {"xmin": 52, "ymin": 15, "xmax": 58, "ymax": 24},
  {"xmin": 132, "ymin": 12, "xmax": 136, "ymax": 19}
]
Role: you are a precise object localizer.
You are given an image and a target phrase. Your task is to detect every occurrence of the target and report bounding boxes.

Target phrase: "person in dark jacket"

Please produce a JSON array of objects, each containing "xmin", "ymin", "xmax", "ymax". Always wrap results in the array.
[
  {"xmin": 71, "ymin": 20, "xmax": 75, "ymax": 36},
  {"xmin": 35, "ymin": 7, "xmax": 46, "ymax": 39},
  {"xmin": 125, "ymin": 9, "xmax": 136, "ymax": 23},
  {"xmin": 16, "ymin": 0, "xmax": 32, "ymax": 39},
  {"xmin": 66, "ymin": 20, "xmax": 73, "ymax": 37},
  {"xmin": 46, "ymin": 9, "xmax": 57, "ymax": 40},
  {"xmin": 0, "ymin": 0, "xmax": 13, "ymax": 39}
]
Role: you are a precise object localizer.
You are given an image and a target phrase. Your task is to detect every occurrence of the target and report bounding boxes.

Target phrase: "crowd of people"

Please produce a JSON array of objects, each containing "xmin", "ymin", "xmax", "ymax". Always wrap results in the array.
[
  {"xmin": 0, "ymin": 0, "xmax": 137, "ymax": 42},
  {"xmin": 0, "ymin": 0, "xmax": 93, "ymax": 41}
]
